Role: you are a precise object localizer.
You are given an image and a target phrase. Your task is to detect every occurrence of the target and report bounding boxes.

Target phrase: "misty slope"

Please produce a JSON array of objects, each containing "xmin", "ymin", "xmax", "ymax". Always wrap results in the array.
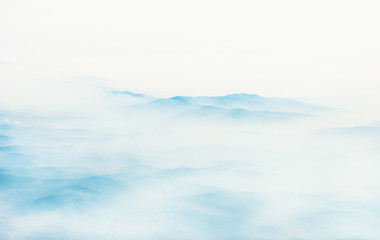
[
  {"xmin": 124, "ymin": 92, "xmax": 325, "ymax": 122},
  {"xmin": 111, "ymin": 90, "xmax": 156, "ymax": 105},
  {"xmin": 179, "ymin": 106, "xmax": 311, "ymax": 122},
  {"xmin": 173, "ymin": 93, "xmax": 326, "ymax": 113}
]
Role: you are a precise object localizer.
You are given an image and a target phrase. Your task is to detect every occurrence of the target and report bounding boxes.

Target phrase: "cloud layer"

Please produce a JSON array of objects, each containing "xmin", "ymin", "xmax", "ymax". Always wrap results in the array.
[{"xmin": 1, "ymin": 88, "xmax": 379, "ymax": 239}]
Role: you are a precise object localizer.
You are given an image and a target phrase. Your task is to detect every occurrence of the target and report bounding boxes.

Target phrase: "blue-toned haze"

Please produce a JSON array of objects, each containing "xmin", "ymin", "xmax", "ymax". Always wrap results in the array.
[
  {"xmin": 0, "ymin": 88, "xmax": 380, "ymax": 239},
  {"xmin": 1, "ymin": 0, "xmax": 380, "ymax": 239}
]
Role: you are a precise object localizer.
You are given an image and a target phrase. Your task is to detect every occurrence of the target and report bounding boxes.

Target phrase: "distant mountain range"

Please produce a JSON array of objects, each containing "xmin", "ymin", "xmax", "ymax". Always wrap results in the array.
[{"xmin": 113, "ymin": 91, "xmax": 329, "ymax": 122}]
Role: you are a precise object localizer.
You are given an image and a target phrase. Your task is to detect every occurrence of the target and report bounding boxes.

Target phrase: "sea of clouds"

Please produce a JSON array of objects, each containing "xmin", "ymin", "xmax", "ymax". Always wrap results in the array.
[{"xmin": 1, "ymin": 83, "xmax": 380, "ymax": 240}]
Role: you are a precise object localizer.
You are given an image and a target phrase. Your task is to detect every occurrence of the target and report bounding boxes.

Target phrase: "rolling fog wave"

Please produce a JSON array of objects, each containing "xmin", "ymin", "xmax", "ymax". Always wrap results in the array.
[{"xmin": 0, "ymin": 90, "xmax": 379, "ymax": 239}]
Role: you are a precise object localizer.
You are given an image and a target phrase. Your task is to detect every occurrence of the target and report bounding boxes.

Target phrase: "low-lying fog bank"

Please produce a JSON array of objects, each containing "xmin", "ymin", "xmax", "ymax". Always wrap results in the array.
[{"xmin": 1, "ymin": 89, "xmax": 379, "ymax": 240}]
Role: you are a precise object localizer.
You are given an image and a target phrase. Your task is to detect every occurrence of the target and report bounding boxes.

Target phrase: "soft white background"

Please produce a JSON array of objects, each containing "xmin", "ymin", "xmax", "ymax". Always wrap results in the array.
[{"xmin": 1, "ymin": 0, "xmax": 379, "ymax": 113}]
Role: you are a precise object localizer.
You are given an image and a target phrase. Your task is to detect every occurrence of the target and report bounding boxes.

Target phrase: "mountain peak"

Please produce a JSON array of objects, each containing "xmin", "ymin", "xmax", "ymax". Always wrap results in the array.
[
  {"xmin": 223, "ymin": 93, "xmax": 260, "ymax": 99},
  {"xmin": 227, "ymin": 93, "xmax": 258, "ymax": 96},
  {"xmin": 113, "ymin": 90, "xmax": 146, "ymax": 97},
  {"xmin": 169, "ymin": 96, "xmax": 191, "ymax": 102}
]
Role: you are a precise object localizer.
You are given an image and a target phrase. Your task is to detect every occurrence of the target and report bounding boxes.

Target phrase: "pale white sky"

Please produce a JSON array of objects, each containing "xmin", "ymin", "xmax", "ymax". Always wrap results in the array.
[{"xmin": 1, "ymin": 0, "xmax": 380, "ymax": 110}]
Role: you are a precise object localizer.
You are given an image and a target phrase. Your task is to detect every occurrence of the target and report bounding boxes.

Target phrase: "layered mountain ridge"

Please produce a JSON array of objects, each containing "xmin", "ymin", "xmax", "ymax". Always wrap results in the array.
[{"xmin": 115, "ymin": 91, "xmax": 328, "ymax": 122}]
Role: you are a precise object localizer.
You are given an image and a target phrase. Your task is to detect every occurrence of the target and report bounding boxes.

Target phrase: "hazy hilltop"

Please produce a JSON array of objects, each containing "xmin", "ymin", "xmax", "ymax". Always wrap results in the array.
[{"xmin": 122, "ymin": 91, "xmax": 329, "ymax": 123}]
